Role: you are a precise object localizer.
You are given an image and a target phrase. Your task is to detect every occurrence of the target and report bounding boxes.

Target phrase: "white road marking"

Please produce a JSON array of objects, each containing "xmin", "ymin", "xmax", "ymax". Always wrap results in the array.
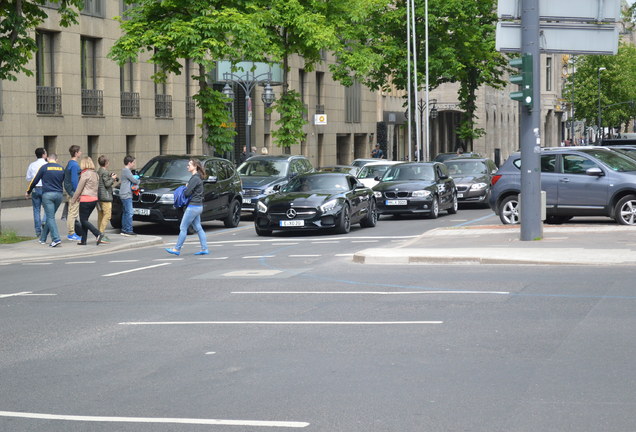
[
  {"xmin": 334, "ymin": 253, "xmax": 354, "ymax": 257},
  {"xmin": 205, "ymin": 352, "xmax": 216, "ymax": 355},
  {"xmin": 199, "ymin": 257, "xmax": 229, "ymax": 260},
  {"xmin": 153, "ymin": 258, "xmax": 183, "ymax": 261},
  {"xmin": 243, "ymin": 255, "xmax": 275, "ymax": 259},
  {"xmin": 65, "ymin": 261, "xmax": 96, "ymax": 264},
  {"xmin": 120, "ymin": 321, "xmax": 442, "ymax": 326},
  {"xmin": 351, "ymin": 240, "xmax": 379, "ymax": 243},
  {"xmin": 21, "ymin": 262, "xmax": 52, "ymax": 265},
  {"xmin": 311, "ymin": 241, "xmax": 340, "ymax": 244},
  {"xmin": 102, "ymin": 263, "xmax": 171, "ymax": 277},
  {"xmin": 0, "ymin": 292, "xmax": 32, "ymax": 299},
  {"xmin": 288, "ymin": 254, "xmax": 321, "ymax": 257},
  {"xmin": 270, "ymin": 242, "xmax": 299, "ymax": 246},
  {"xmin": 235, "ymin": 244, "xmax": 259, "ymax": 247},
  {"xmin": 233, "ymin": 290, "xmax": 510, "ymax": 296},
  {"xmin": 109, "ymin": 260, "xmax": 139, "ymax": 263},
  {"xmin": 0, "ymin": 410, "xmax": 309, "ymax": 428},
  {"xmin": 22, "ymin": 293, "xmax": 56, "ymax": 296},
  {"xmin": 223, "ymin": 270, "xmax": 282, "ymax": 277}
]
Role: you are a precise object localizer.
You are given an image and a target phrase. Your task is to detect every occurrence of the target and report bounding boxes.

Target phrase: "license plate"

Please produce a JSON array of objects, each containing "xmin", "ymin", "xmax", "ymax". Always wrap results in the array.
[
  {"xmin": 280, "ymin": 220, "xmax": 304, "ymax": 227},
  {"xmin": 457, "ymin": 193, "xmax": 464, "ymax": 198},
  {"xmin": 386, "ymin": 199, "xmax": 407, "ymax": 205},
  {"xmin": 133, "ymin": 208, "xmax": 150, "ymax": 216}
]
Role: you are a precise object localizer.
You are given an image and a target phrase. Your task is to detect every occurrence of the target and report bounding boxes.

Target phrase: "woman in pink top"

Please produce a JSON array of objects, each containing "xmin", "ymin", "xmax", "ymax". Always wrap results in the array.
[{"xmin": 72, "ymin": 156, "xmax": 104, "ymax": 245}]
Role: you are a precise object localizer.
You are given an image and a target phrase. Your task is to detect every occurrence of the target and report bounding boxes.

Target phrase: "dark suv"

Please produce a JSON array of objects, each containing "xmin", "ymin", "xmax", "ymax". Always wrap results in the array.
[
  {"xmin": 238, "ymin": 155, "xmax": 314, "ymax": 214},
  {"xmin": 112, "ymin": 155, "xmax": 242, "ymax": 229},
  {"xmin": 489, "ymin": 147, "xmax": 636, "ymax": 225}
]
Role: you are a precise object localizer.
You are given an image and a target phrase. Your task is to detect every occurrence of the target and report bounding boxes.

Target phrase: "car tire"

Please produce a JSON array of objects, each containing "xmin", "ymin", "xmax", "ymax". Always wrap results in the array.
[
  {"xmin": 615, "ymin": 194, "xmax": 636, "ymax": 225},
  {"xmin": 499, "ymin": 195, "xmax": 520, "ymax": 224},
  {"xmin": 427, "ymin": 196, "xmax": 439, "ymax": 219},
  {"xmin": 223, "ymin": 199, "xmax": 241, "ymax": 228},
  {"xmin": 360, "ymin": 199, "xmax": 377, "ymax": 228},
  {"xmin": 447, "ymin": 193, "xmax": 458, "ymax": 215},
  {"xmin": 255, "ymin": 225, "xmax": 272, "ymax": 236},
  {"xmin": 335, "ymin": 203, "xmax": 351, "ymax": 234}
]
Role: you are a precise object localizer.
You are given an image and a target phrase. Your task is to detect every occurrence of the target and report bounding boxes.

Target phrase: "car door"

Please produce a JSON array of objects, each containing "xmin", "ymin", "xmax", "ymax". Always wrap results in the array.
[
  {"xmin": 539, "ymin": 154, "xmax": 559, "ymax": 211},
  {"xmin": 435, "ymin": 163, "xmax": 454, "ymax": 207},
  {"xmin": 347, "ymin": 176, "xmax": 368, "ymax": 221},
  {"xmin": 556, "ymin": 153, "xmax": 608, "ymax": 213}
]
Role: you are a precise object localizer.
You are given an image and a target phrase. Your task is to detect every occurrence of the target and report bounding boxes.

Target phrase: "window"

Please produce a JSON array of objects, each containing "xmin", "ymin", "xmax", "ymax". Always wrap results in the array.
[
  {"xmin": 81, "ymin": 37, "xmax": 102, "ymax": 115},
  {"xmin": 121, "ymin": 61, "xmax": 139, "ymax": 117},
  {"xmin": 541, "ymin": 155, "xmax": 557, "ymax": 173},
  {"xmin": 345, "ymin": 80, "xmax": 361, "ymax": 123},
  {"xmin": 154, "ymin": 62, "xmax": 172, "ymax": 118},
  {"xmin": 563, "ymin": 155, "xmax": 596, "ymax": 174},
  {"xmin": 82, "ymin": 0, "xmax": 103, "ymax": 17},
  {"xmin": 36, "ymin": 31, "xmax": 61, "ymax": 115},
  {"xmin": 546, "ymin": 57, "xmax": 553, "ymax": 92},
  {"xmin": 316, "ymin": 71, "xmax": 324, "ymax": 111}
]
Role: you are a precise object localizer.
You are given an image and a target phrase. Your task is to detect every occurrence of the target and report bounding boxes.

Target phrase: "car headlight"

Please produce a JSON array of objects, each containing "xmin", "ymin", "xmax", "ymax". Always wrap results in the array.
[
  {"xmin": 257, "ymin": 201, "xmax": 268, "ymax": 213},
  {"xmin": 157, "ymin": 193, "xmax": 174, "ymax": 204},
  {"xmin": 411, "ymin": 190, "xmax": 432, "ymax": 198},
  {"xmin": 374, "ymin": 191, "xmax": 383, "ymax": 198},
  {"xmin": 470, "ymin": 183, "xmax": 488, "ymax": 191},
  {"xmin": 320, "ymin": 199, "xmax": 339, "ymax": 213}
]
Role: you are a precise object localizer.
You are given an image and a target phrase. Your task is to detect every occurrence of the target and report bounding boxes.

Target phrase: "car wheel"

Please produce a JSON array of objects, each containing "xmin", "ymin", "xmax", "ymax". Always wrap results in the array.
[
  {"xmin": 335, "ymin": 204, "xmax": 351, "ymax": 234},
  {"xmin": 427, "ymin": 196, "xmax": 439, "ymax": 219},
  {"xmin": 223, "ymin": 199, "xmax": 241, "ymax": 228},
  {"xmin": 255, "ymin": 225, "xmax": 272, "ymax": 236},
  {"xmin": 615, "ymin": 194, "xmax": 636, "ymax": 225},
  {"xmin": 360, "ymin": 199, "xmax": 377, "ymax": 228},
  {"xmin": 447, "ymin": 193, "xmax": 458, "ymax": 215},
  {"xmin": 499, "ymin": 195, "xmax": 520, "ymax": 224}
]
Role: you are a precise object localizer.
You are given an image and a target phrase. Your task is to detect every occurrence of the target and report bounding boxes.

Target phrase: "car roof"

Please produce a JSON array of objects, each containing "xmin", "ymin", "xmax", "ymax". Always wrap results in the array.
[
  {"xmin": 245, "ymin": 155, "xmax": 307, "ymax": 162},
  {"xmin": 148, "ymin": 154, "xmax": 224, "ymax": 161},
  {"xmin": 443, "ymin": 157, "xmax": 492, "ymax": 163},
  {"xmin": 359, "ymin": 161, "xmax": 401, "ymax": 167}
]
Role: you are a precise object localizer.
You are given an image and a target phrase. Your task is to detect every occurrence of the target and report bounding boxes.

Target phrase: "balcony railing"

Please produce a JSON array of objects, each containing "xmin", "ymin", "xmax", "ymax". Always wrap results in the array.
[
  {"xmin": 36, "ymin": 86, "xmax": 62, "ymax": 115},
  {"xmin": 186, "ymin": 96, "xmax": 195, "ymax": 119},
  {"xmin": 121, "ymin": 91, "xmax": 140, "ymax": 117},
  {"xmin": 81, "ymin": 89, "xmax": 103, "ymax": 116},
  {"xmin": 155, "ymin": 94, "xmax": 172, "ymax": 118},
  {"xmin": 316, "ymin": 104, "xmax": 325, "ymax": 114}
]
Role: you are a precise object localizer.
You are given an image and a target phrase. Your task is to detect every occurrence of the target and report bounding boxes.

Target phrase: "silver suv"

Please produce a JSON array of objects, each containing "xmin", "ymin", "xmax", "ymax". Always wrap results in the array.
[{"xmin": 489, "ymin": 147, "xmax": 636, "ymax": 225}]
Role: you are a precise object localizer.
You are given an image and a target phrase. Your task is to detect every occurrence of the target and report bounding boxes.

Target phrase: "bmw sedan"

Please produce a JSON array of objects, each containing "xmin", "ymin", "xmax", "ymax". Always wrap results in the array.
[
  {"xmin": 443, "ymin": 157, "xmax": 498, "ymax": 207},
  {"xmin": 254, "ymin": 172, "xmax": 377, "ymax": 236},
  {"xmin": 373, "ymin": 162, "xmax": 458, "ymax": 218}
]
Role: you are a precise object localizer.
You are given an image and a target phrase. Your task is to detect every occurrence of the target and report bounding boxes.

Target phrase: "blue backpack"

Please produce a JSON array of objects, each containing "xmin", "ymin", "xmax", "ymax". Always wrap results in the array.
[{"xmin": 173, "ymin": 185, "xmax": 191, "ymax": 208}]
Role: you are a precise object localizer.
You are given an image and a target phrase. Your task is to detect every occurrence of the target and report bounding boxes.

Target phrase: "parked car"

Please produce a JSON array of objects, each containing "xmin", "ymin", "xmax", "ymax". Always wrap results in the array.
[
  {"xmin": 351, "ymin": 158, "xmax": 380, "ymax": 170},
  {"xmin": 254, "ymin": 172, "xmax": 377, "ymax": 236},
  {"xmin": 111, "ymin": 155, "xmax": 242, "ymax": 230},
  {"xmin": 356, "ymin": 161, "xmax": 401, "ymax": 188},
  {"xmin": 433, "ymin": 152, "xmax": 481, "ymax": 163},
  {"xmin": 238, "ymin": 155, "xmax": 314, "ymax": 215},
  {"xmin": 489, "ymin": 146, "xmax": 636, "ymax": 225},
  {"xmin": 373, "ymin": 162, "xmax": 458, "ymax": 218},
  {"xmin": 318, "ymin": 165, "xmax": 358, "ymax": 175},
  {"xmin": 443, "ymin": 157, "xmax": 498, "ymax": 207}
]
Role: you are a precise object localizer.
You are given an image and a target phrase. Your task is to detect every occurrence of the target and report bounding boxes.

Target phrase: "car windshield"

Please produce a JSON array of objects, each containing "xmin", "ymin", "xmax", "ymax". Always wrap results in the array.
[
  {"xmin": 351, "ymin": 159, "xmax": 375, "ymax": 168},
  {"xmin": 357, "ymin": 164, "xmax": 392, "ymax": 179},
  {"xmin": 237, "ymin": 160, "xmax": 288, "ymax": 177},
  {"xmin": 445, "ymin": 161, "xmax": 487, "ymax": 176},
  {"xmin": 139, "ymin": 158, "xmax": 190, "ymax": 181},
  {"xmin": 580, "ymin": 149, "xmax": 636, "ymax": 172},
  {"xmin": 383, "ymin": 165, "xmax": 435, "ymax": 181},
  {"xmin": 283, "ymin": 175, "xmax": 349, "ymax": 193}
]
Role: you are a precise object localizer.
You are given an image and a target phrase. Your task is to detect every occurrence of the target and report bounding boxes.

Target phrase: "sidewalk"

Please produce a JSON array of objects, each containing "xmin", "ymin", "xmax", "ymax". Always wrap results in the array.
[{"xmin": 0, "ymin": 205, "xmax": 162, "ymax": 264}]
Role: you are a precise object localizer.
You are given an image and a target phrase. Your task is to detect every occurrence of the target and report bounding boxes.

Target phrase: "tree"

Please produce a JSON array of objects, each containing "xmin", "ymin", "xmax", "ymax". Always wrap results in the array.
[{"xmin": 0, "ymin": 0, "xmax": 83, "ymax": 81}]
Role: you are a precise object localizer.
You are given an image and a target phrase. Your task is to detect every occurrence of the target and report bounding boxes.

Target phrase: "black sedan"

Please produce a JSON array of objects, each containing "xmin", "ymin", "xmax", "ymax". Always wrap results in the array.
[
  {"xmin": 254, "ymin": 172, "xmax": 377, "ymax": 236},
  {"xmin": 443, "ymin": 157, "xmax": 498, "ymax": 207},
  {"xmin": 373, "ymin": 162, "xmax": 458, "ymax": 218}
]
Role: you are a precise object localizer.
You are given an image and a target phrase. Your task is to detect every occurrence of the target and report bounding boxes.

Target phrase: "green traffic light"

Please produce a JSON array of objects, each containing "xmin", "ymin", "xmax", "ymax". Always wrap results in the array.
[{"xmin": 509, "ymin": 54, "xmax": 533, "ymax": 109}]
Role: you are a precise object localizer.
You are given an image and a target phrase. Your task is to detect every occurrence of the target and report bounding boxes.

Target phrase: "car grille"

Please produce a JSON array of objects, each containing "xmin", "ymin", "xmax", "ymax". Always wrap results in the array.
[
  {"xmin": 242, "ymin": 188, "xmax": 261, "ymax": 197},
  {"xmin": 140, "ymin": 193, "xmax": 158, "ymax": 203},
  {"xmin": 383, "ymin": 191, "xmax": 410, "ymax": 199},
  {"xmin": 269, "ymin": 205, "xmax": 317, "ymax": 220},
  {"xmin": 456, "ymin": 185, "xmax": 469, "ymax": 193}
]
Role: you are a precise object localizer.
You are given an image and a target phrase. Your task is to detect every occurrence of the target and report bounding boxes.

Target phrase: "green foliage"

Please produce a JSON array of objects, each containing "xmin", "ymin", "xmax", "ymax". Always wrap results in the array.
[
  {"xmin": 0, "ymin": 0, "xmax": 82, "ymax": 81},
  {"xmin": 271, "ymin": 90, "xmax": 307, "ymax": 148},
  {"xmin": 193, "ymin": 85, "xmax": 236, "ymax": 154},
  {"xmin": 0, "ymin": 230, "xmax": 33, "ymax": 244}
]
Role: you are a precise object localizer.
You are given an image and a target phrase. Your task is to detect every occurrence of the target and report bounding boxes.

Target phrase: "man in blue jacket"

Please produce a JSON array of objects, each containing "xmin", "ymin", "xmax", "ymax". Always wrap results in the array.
[
  {"xmin": 26, "ymin": 153, "xmax": 65, "ymax": 247},
  {"xmin": 63, "ymin": 145, "xmax": 82, "ymax": 241}
]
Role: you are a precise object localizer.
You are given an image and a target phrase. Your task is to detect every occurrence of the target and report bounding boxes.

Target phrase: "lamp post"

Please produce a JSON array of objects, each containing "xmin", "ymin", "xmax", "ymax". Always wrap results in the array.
[
  {"xmin": 597, "ymin": 67, "xmax": 606, "ymax": 142},
  {"xmin": 222, "ymin": 71, "xmax": 276, "ymax": 157},
  {"xmin": 416, "ymin": 98, "xmax": 438, "ymax": 161}
]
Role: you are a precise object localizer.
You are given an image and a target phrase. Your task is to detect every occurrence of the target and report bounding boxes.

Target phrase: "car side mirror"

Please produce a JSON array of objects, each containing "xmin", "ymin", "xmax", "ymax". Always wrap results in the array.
[
  {"xmin": 586, "ymin": 167, "xmax": 604, "ymax": 177},
  {"xmin": 374, "ymin": 176, "xmax": 381, "ymax": 181},
  {"xmin": 205, "ymin": 176, "xmax": 218, "ymax": 183},
  {"xmin": 439, "ymin": 173, "xmax": 449, "ymax": 180},
  {"xmin": 354, "ymin": 184, "xmax": 365, "ymax": 190},
  {"xmin": 273, "ymin": 184, "xmax": 281, "ymax": 191}
]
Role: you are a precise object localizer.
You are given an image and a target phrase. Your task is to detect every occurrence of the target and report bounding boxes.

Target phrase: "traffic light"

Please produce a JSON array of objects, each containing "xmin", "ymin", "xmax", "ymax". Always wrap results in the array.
[{"xmin": 509, "ymin": 54, "xmax": 533, "ymax": 110}]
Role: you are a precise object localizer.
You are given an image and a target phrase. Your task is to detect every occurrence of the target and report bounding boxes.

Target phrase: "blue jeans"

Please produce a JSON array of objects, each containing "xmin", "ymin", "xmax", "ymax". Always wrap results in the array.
[
  {"xmin": 40, "ymin": 192, "xmax": 63, "ymax": 243},
  {"xmin": 121, "ymin": 198, "xmax": 133, "ymax": 233},
  {"xmin": 175, "ymin": 205, "xmax": 207, "ymax": 251},
  {"xmin": 31, "ymin": 187, "xmax": 45, "ymax": 236}
]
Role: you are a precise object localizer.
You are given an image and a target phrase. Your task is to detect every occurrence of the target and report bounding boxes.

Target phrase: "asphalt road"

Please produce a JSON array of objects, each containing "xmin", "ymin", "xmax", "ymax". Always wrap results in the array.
[{"xmin": 2, "ymin": 207, "xmax": 636, "ymax": 431}]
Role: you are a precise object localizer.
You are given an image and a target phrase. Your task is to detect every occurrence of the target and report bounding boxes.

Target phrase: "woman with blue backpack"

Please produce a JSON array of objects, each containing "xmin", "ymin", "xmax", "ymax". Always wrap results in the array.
[{"xmin": 165, "ymin": 158, "xmax": 208, "ymax": 256}]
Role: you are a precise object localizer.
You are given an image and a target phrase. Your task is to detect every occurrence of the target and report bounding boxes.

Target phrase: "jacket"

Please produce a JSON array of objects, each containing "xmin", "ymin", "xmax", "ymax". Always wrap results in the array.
[
  {"xmin": 97, "ymin": 167, "xmax": 115, "ymax": 202},
  {"xmin": 72, "ymin": 169, "xmax": 99, "ymax": 203}
]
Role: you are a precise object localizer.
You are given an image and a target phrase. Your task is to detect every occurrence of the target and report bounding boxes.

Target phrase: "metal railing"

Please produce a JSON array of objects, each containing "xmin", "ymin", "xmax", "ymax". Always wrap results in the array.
[
  {"xmin": 315, "ymin": 104, "xmax": 325, "ymax": 114},
  {"xmin": 121, "ymin": 91, "xmax": 140, "ymax": 117},
  {"xmin": 186, "ymin": 96, "xmax": 195, "ymax": 118},
  {"xmin": 36, "ymin": 86, "xmax": 62, "ymax": 115},
  {"xmin": 155, "ymin": 94, "xmax": 172, "ymax": 118},
  {"xmin": 81, "ymin": 89, "xmax": 103, "ymax": 116}
]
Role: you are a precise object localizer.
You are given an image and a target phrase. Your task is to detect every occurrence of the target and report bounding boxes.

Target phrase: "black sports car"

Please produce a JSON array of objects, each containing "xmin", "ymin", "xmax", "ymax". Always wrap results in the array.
[
  {"xmin": 254, "ymin": 172, "xmax": 377, "ymax": 236},
  {"xmin": 373, "ymin": 162, "xmax": 458, "ymax": 218}
]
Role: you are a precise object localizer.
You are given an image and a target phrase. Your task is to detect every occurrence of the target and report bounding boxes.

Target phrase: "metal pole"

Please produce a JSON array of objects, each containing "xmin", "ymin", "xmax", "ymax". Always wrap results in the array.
[
  {"xmin": 519, "ymin": 0, "xmax": 543, "ymax": 241},
  {"xmin": 424, "ymin": 0, "xmax": 430, "ymax": 161},
  {"xmin": 406, "ymin": 0, "xmax": 412, "ymax": 161},
  {"xmin": 597, "ymin": 67, "xmax": 605, "ymax": 141},
  {"xmin": 411, "ymin": 0, "xmax": 421, "ymax": 162}
]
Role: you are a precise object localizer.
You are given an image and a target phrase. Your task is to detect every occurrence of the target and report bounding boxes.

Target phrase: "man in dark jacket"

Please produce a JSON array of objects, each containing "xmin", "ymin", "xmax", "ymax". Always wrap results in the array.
[{"xmin": 26, "ymin": 153, "xmax": 65, "ymax": 247}]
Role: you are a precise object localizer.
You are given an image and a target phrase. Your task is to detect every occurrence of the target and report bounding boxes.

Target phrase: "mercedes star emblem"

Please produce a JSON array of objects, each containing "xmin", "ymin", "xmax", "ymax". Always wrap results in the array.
[{"xmin": 286, "ymin": 208, "xmax": 297, "ymax": 219}]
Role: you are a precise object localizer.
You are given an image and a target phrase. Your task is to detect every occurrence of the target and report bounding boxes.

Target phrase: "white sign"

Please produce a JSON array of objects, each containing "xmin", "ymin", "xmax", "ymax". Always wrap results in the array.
[
  {"xmin": 498, "ymin": 0, "xmax": 621, "ymax": 22},
  {"xmin": 314, "ymin": 114, "xmax": 327, "ymax": 125},
  {"xmin": 496, "ymin": 22, "xmax": 619, "ymax": 55}
]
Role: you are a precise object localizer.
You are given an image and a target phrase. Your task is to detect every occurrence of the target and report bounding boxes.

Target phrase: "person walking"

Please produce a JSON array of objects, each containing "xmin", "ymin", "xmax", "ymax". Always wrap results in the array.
[
  {"xmin": 63, "ymin": 145, "xmax": 82, "ymax": 241},
  {"xmin": 25, "ymin": 153, "xmax": 65, "ymax": 247},
  {"xmin": 96, "ymin": 155, "xmax": 117, "ymax": 243},
  {"xmin": 25, "ymin": 147, "xmax": 48, "ymax": 237},
  {"xmin": 120, "ymin": 155, "xmax": 140, "ymax": 236},
  {"xmin": 71, "ymin": 156, "xmax": 104, "ymax": 246},
  {"xmin": 165, "ymin": 158, "xmax": 209, "ymax": 256}
]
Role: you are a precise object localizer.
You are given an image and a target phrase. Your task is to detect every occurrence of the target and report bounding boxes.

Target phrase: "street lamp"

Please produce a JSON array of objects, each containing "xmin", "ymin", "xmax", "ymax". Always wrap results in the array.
[
  {"xmin": 222, "ymin": 70, "xmax": 276, "ymax": 157},
  {"xmin": 598, "ymin": 67, "xmax": 606, "ymax": 142},
  {"xmin": 416, "ymin": 98, "xmax": 438, "ymax": 161}
]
